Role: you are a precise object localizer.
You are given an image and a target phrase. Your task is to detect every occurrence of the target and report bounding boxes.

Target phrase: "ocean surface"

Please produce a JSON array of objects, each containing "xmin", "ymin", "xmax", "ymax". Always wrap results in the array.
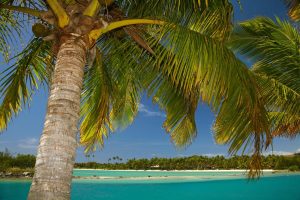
[{"xmin": 1, "ymin": 170, "xmax": 300, "ymax": 200}]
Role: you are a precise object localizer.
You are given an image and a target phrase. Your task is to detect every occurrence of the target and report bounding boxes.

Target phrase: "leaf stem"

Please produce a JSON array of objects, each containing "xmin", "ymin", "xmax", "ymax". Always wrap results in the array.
[
  {"xmin": 83, "ymin": 0, "xmax": 101, "ymax": 17},
  {"xmin": 0, "ymin": 4, "xmax": 43, "ymax": 18},
  {"xmin": 46, "ymin": 0, "xmax": 69, "ymax": 28},
  {"xmin": 89, "ymin": 19, "xmax": 165, "ymax": 42}
]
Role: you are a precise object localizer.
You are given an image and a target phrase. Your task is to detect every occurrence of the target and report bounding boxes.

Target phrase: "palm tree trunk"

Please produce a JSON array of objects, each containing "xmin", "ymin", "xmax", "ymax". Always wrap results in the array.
[{"xmin": 28, "ymin": 36, "xmax": 87, "ymax": 200}]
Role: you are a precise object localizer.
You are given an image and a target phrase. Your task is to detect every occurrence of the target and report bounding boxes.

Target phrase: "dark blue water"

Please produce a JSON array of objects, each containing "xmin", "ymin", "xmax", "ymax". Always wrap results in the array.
[{"xmin": 1, "ymin": 175, "xmax": 300, "ymax": 200}]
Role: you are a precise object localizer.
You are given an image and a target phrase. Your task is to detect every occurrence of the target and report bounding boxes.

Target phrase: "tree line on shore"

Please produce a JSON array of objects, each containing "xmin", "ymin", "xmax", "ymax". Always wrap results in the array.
[
  {"xmin": 75, "ymin": 154, "xmax": 300, "ymax": 171},
  {"xmin": 0, "ymin": 150, "xmax": 36, "ymax": 171},
  {"xmin": 0, "ymin": 150, "xmax": 300, "ymax": 171},
  {"xmin": 2, "ymin": 149, "xmax": 299, "ymax": 172}
]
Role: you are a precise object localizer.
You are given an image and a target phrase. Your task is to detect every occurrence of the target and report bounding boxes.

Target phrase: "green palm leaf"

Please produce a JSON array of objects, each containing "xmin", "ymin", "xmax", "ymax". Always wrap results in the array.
[
  {"xmin": 118, "ymin": 0, "xmax": 233, "ymax": 41},
  {"xmin": 80, "ymin": 49, "xmax": 112, "ymax": 152},
  {"xmin": 0, "ymin": 0, "xmax": 48, "ymax": 60},
  {"xmin": 147, "ymin": 22, "xmax": 270, "ymax": 154},
  {"xmin": 0, "ymin": 38, "xmax": 52, "ymax": 131},
  {"xmin": 0, "ymin": 7, "xmax": 21, "ymax": 61},
  {"xmin": 228, "ymin": 17, "xmax": 300, "ymax": 138},
  {"xmin": 80, "ymin": 37, "xmax": 146, "ymax": 151},
  {"xmin": 224, "ymin": 16, "xmax": 300, "ymax": 174}
]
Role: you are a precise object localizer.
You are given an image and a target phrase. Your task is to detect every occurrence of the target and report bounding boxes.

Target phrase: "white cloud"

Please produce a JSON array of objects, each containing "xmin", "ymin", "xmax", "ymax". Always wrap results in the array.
[
  {"xmin": 263, "ymin": 151, "xmax": 294, "ymax": 156},
  {"xmin": 296, "ymin": 149, "xmax": 300, "ymax": 153},
  {"xmin": 18, "ymin": 138, "xmax": 38, "ymax": 149},
  {"xmin": 138, "ymin": 104, "xmax": 166, "ymax": 117}
]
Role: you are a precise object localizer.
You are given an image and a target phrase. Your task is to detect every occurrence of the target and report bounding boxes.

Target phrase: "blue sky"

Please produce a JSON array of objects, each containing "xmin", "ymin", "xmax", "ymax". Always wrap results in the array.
[{"xmin": 0, "ymin": 0, "xmax": 299, "ymax": 162}]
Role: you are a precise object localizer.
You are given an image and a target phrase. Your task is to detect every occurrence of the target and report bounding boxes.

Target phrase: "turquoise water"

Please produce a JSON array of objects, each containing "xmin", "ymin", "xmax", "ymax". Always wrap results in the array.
[{"xmin": 1, "ymin": 171, "xmax": 300, "ymax": 200}]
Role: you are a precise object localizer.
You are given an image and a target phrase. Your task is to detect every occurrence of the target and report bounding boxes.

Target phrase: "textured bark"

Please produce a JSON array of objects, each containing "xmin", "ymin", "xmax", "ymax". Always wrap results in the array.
[{"xmin": 28, "ymin": 37, "xmax": 87, "ymax": 200}]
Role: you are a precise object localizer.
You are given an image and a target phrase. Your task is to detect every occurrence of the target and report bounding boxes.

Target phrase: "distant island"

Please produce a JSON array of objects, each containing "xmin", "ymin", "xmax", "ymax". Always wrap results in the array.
[
  {"xmin": 75, "ymin": 154, "xmax": 300, "ymax": 171},
  {"xmin": 1, "ymin": 149, "xmax": 299, "ymax": 178}
]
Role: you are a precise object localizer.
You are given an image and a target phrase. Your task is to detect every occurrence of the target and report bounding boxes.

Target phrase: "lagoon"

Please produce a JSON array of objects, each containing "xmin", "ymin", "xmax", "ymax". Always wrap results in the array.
[{"xmin": 1, "ymin": 170, "xmax": 300, "ymax": 200}]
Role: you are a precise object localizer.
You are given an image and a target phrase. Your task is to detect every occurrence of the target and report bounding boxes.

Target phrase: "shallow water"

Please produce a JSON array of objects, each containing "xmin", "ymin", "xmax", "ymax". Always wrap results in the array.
[
  {"xmin": 1, "ymin": 171, "xmax": 300, "ymax": 200},
  {"xmin": 73, "ymin": 169, "xmax": 250, "ymax": 178}
]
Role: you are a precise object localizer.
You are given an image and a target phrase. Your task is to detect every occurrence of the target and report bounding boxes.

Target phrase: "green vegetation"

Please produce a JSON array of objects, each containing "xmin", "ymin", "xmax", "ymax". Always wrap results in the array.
[
  {"xmin": 75, "ymin": 154, "xmax": 300, "ymax": 171},
  {"xmin": 288, "ymin": 165, "xmax": 299, "ymax": 171},
  {"xmin": 0, "ymin": 149, "xmax": 35, "ymax": 172},
  {"xmin": 1, "ymin": 150, "xmax": 299, "ymax": 177}
]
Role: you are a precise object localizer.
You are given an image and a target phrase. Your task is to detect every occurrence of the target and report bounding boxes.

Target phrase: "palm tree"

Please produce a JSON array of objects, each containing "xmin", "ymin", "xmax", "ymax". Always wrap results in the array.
[{"xmin": 0, "ymin": 0, "xmax": 272, "ymax": 199}]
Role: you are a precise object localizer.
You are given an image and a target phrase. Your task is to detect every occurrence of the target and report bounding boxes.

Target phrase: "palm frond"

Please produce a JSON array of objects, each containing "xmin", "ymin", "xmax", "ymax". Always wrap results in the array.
[
  {"xmin": 257, "ymin": 75, "xmax": 300, "ymax": 121},
  {"xmin": 0, "ymin": 38, "xmax": 51, "ymax": 131},
  {"xmin": 80, "ymin": 2, "xmax": 271, "ymax": 177},
  {"xmin": 269, "ymin": 112, "xmax": 300, "ymax": 137},
  {"xmin": 88, "ymin": 4, "xmax": 232, "ymax": 148},
  {"xmin": 1, "ymin": 0, "xmax": 46, "ymax": 10},
  {"xmin": 145, "ymin": 23, "xmax": 270, "ymax": 153},
  {"xmin": 285, "ymin": 0, "xmax": 300, "ymax": 21},
  {"xmin": 223, "ymin": 17, "xmax": 300, "ymax": 175},
  {"xmin": 80, "ymin": 49, "xmax": 112, "ymax": 152},
  {"xmin": 80, "ymin": 36, "xmax": 145, "ymax": 151},
  {"xmin": 0, "ymin": 0, "xmax": 48, "ymax": 61},
  {"xmin": 116, "ymin": 0, "xmax": 233, "ymax": 41},
  {"xmin": 230, "ymin": 17, "xmax": 300, "ymax": 93},
  {"xmin": 229, "ymin": 17, "xmax": 300, "ymax": 138},
  {"xmin": 0, "ymin": 7, "xmax": 21, "ymax": 61}
]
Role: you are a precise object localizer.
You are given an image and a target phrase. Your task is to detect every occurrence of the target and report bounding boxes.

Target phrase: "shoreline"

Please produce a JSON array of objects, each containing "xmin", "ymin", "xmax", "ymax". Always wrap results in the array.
[
  {"xmin": 2, "ymin": 171, "xmax": 299, "ymax": 182},
  {"xmin": 73, "ymin": 169, "xmax": 276, "ymax": 172},
  {"xmin": 1, "ymin": 169, "xmax": 297, "ymax": 180}
]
